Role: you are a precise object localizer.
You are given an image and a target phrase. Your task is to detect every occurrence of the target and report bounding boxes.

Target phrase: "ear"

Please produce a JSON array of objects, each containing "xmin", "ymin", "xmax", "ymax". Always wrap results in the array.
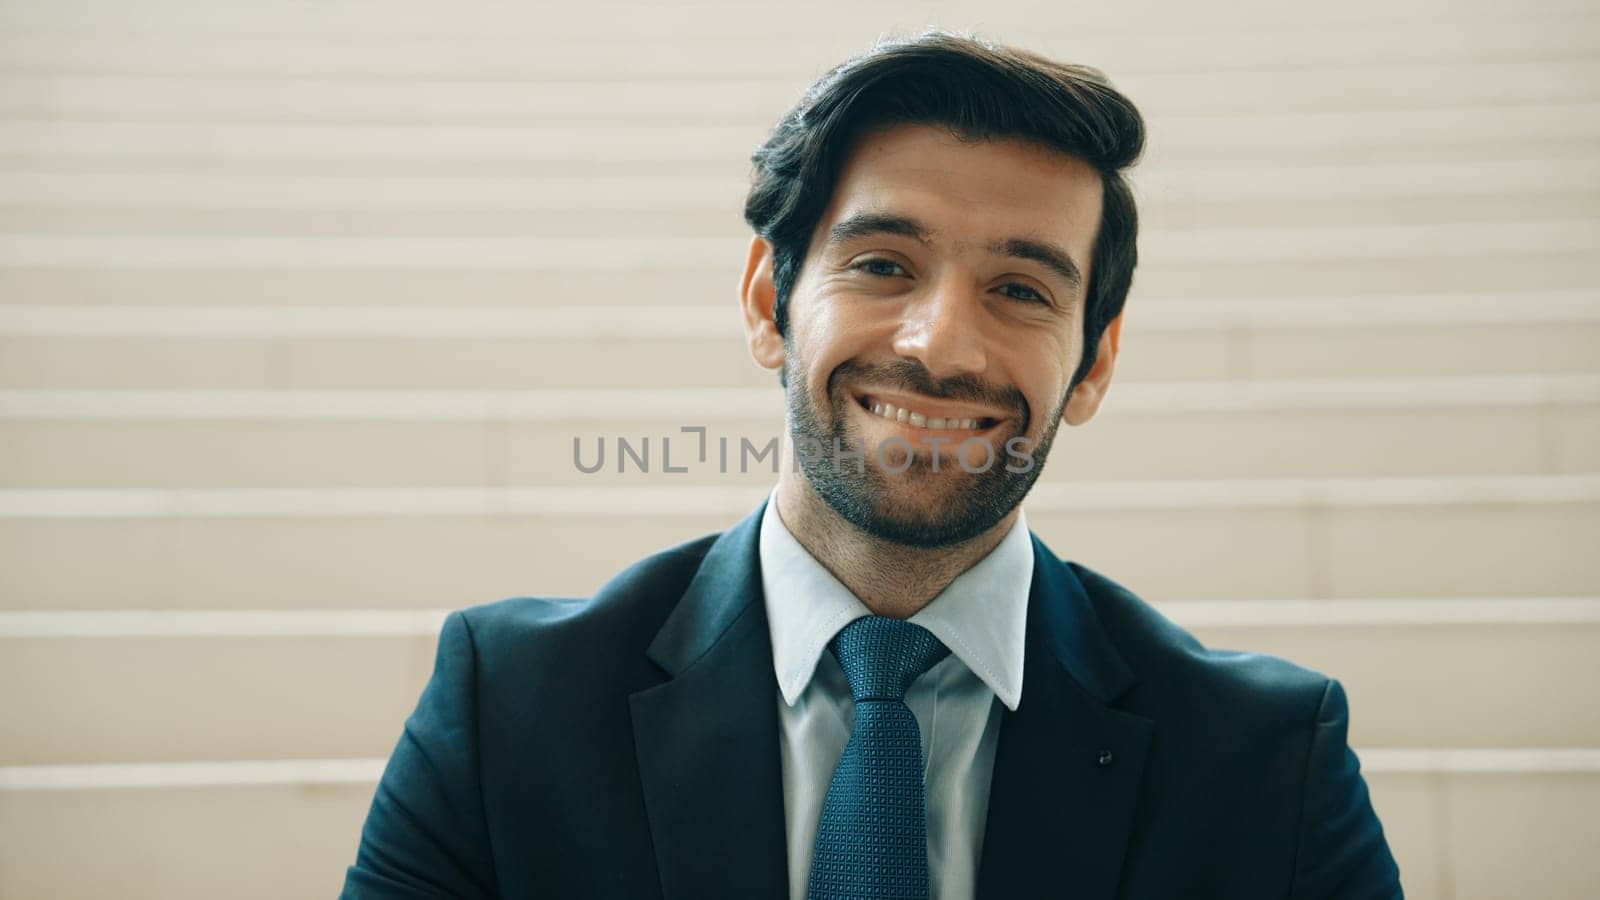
[
  {"xmin": 738, "ymin": 236, "xmax": 786, "ymax": 372},
  {"xmin": 1063, "ymin": 312, "xmax": 1122, "ymax": 426}
]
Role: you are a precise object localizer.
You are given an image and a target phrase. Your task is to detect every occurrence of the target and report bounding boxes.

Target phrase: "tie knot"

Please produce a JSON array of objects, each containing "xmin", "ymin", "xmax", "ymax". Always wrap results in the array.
[{"xmin": 828, "ymin": 615, "xmax": 950, "ymax": 703}]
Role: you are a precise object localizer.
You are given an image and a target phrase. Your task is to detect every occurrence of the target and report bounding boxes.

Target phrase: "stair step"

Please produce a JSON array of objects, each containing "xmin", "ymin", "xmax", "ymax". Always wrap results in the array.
[
  {"xmin": 3, "ymin": 601, "xmax": 1596, "ymax": 764},
  {"xmin": 1, "ymin": 377, "xmax": 1595, "ymax": 486},
  {"xmin": 0, "ymin": 478, "xmax": 1593, "ymax": 606},
  {"xmin": 2, "ymin": 19, "xmax": 1595, "ymax": 79},
  {"xmin": 1, "ymin": 756, "xmax": 1596, "ymax": 899},
  {"xmin": 4, "ymin": 296, "xmax": 1597, "ymax": 386},
  {"xmin": 4, "ymin": 60, "xmax": 1597, "ymax": 124}
]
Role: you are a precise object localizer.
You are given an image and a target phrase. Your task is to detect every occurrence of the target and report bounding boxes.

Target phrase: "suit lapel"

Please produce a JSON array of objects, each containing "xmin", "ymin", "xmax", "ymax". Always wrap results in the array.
[
  {"xmin": 628, "ymin": 509, "xmax": 1153, "ymax": 899},
  {"xmin": 628, "ymin": 502, "xmax": 789, "ymax": 900},
  {"xmin": 977, "ymin": 535, "xmax": 1154, "ymax": 900}
]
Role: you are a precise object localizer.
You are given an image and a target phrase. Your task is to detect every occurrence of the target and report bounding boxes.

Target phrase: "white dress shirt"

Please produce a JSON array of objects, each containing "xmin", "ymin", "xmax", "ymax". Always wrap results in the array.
[{"xmin": 758, "ymin": 493, "xmax": 1034, "ymax": 900}]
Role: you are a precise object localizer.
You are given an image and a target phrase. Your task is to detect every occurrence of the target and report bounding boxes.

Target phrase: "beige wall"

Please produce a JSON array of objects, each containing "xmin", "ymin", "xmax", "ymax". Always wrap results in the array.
[{"xmin": 0, "ymin": 1, "xmax": 1597, "ymax": 897}]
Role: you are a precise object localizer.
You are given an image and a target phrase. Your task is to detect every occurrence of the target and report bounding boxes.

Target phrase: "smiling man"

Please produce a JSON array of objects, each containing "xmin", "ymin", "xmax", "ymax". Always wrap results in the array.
[{"xmin": 343, "ymin": 33, "xmax": 1403, "ymax": 900}]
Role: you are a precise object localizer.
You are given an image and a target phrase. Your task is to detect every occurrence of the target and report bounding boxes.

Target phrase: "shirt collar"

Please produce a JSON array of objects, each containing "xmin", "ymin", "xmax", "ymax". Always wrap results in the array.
[{"xmin": 758, "ymin": 490, "xmax": 1033, "ymax": 711}]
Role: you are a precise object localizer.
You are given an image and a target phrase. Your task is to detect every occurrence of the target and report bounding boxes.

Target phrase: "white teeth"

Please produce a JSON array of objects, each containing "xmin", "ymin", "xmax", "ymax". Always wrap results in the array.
[{"xmin": 864, "ymin": 399, "xmax": 989, "ymax": 431}]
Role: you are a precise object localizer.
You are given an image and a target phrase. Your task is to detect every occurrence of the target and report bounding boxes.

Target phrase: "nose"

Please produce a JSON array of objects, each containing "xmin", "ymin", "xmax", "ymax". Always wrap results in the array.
[{"xmin": 889, "ymin": 278, "xmax": 989, "ymax": 379}]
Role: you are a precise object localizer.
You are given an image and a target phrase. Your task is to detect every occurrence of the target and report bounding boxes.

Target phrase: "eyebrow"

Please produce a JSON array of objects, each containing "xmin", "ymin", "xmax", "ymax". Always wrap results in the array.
[
  {"xmin": 988, "ymin": 237, "xmax": 1083, "ymax": 293},
  {"xmin": 827, "ymin": 212, "xmax": 931, "ymax": 247},
  {"xmin": 827, "ymin": 212, "xmax": 1084, "ymax": 294}
]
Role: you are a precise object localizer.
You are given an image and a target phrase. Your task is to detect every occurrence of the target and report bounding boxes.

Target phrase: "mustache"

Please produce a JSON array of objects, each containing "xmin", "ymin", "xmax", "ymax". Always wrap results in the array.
[{"xmin": 829, "ymin": 359, "xmax": 1030, "ymax": 426}]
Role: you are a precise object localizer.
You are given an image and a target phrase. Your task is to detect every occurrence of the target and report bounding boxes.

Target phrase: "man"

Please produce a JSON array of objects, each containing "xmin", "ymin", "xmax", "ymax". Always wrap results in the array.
[{"xmin": 343, "ymin": 32, "xmax": 1403, "ymax": 899}]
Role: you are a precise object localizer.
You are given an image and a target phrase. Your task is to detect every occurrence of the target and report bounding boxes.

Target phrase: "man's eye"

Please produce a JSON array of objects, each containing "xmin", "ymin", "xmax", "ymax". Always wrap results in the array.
[
  {"xmin": 854, "ymin": 258, "xmax": 906, "ymax": 277},
  {"xmin": 998, "ymin": 282, "xmax": 1046, "ymax": 303}
]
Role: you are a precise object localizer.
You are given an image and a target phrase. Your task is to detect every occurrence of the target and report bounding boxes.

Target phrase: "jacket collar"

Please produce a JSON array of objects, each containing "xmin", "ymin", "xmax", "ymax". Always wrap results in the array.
[
  {"xmin": 629, "ymin": 501, "xmax": 789, "ymax": 900},
  {"xmin": 629, "ymin": 503, "xmax": 1153, "ymax": 900},
  {"xmin": 975, "ymin": 534, "xmax": 1153, "ymax": 899}
]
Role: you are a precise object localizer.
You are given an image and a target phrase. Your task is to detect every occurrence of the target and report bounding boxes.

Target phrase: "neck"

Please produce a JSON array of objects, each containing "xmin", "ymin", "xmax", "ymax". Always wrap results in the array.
[{"xmin": 773, "ymin": 472, "xmax": 1016, "ymax": 620}]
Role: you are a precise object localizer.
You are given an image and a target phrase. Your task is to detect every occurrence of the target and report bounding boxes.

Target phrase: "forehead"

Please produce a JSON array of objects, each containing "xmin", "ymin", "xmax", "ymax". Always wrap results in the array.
[{"xmin": 813, "ymin": 122, "xmax": 1104, "ymax": 257}]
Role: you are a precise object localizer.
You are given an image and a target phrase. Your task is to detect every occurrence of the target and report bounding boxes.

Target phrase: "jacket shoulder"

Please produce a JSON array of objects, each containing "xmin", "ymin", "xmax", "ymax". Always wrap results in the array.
[
  {"xmin": 1066, "ymin": 563, "xmax": 1401, "ymax": 892},
  {"xmin": 453, "ymin": 529, "xmax": 722, "ymax": 669},
  {"xmin": 1068, "ymin": 561, "xmax": 1333, "ymax": 736}
]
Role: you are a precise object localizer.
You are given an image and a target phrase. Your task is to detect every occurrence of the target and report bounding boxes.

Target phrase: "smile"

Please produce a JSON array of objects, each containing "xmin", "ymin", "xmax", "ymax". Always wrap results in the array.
[{"xmin": 855, "ymin": 393, "xmax": 1004, "ymax": 433}]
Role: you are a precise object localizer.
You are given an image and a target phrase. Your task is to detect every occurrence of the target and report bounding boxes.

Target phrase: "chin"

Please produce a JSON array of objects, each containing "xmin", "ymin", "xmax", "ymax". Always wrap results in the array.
[{"xmin": 805, "ymin": 460, "xmax": 1021, "ymax": 549}]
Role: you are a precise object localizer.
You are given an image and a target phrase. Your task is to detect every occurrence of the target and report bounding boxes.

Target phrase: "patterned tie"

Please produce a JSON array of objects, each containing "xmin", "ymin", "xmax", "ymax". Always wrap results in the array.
[{"xmin": 808, "ymin": 615, "xmax": 952, "ymax": 900}]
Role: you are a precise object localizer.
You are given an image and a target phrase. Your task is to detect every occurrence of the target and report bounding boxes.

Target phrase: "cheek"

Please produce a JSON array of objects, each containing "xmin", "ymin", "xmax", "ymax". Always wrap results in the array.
[
  {"xmin": 1009, "ymin": 351, "xmax": 1074, "ymax": 427},
  {"xmin": 800, "ymin": 302, "xmax": 864, "ymax": 359},
  {"xmin": 794, "ymin": 301, "xmax": 878, "ymax": 376}
]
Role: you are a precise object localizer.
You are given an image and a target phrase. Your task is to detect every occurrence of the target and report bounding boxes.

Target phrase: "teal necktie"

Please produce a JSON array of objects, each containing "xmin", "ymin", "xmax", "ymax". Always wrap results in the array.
[{"xmin": 808, "ymin": 615, "xmax": 951, "ymax": 900}]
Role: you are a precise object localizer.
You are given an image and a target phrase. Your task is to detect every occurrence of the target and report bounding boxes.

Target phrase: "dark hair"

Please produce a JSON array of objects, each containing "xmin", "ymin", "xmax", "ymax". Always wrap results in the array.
[{"xmin": 743, "ymin": 31, "xmax": 1145, "ymax": 390}]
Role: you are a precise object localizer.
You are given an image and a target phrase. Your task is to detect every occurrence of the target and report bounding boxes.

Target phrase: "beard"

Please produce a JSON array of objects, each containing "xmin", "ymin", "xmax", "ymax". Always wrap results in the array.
[{"xmin": 785, "ymin": 350, "xmax": 1069, "ymax": 549}]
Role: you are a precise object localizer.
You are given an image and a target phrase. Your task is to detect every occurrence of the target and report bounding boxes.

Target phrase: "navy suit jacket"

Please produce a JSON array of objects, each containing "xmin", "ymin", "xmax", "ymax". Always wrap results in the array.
[{"xmin": 343, "ymin": 501, "xmax": 1403, "ymax": 898}]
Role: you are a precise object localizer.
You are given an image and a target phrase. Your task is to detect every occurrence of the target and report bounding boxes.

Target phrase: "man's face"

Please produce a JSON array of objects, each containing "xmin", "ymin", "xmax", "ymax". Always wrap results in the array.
[{"xmin": 767, "ymin": 123, "xmax": 1108, "ymax": 548}]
